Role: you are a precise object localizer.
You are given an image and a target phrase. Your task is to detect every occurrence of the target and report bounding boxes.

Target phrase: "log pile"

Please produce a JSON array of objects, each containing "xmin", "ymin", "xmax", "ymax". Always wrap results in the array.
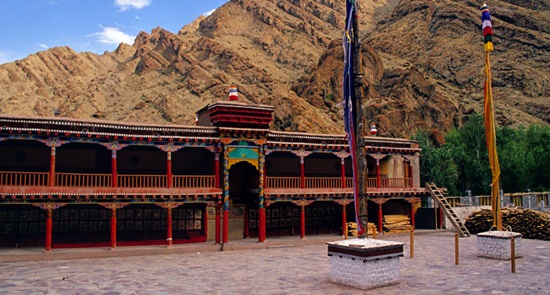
[
  {"xmin": 383, "ymin": 215, "xmax": 411, "ymax": 233},
  {"xmin": 465, "ymin": 208, "xmax": 550, "ymax": 241},
  {"xmin": 347, "ymin": 222, "xmax": 378, "ymax": 237}
]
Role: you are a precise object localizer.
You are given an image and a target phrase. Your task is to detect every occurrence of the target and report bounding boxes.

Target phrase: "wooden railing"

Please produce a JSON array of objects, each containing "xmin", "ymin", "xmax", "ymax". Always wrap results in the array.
[
  {"xmin": 0, "ymin": 171, "xmax": 48, "ymax": 186},
  {"xmin": 0, "ymin": 171, "xmax": 416, "ymax": 190},
  {"xmin": 56, "ymin": 173, "xmax": 111, "ymax": 187},
  {"xmin": 173, "ymin": 175, "xmax": 215, "ymax": 188},
  {"xmin": 117, "ymin": 174, "xmax": 167, "ymax": 188},
  {"xmin": 306, "ymin": 177, "xmax": 343, "ymax": 189},
  {"xmin": 266, "ymin": 176, "xmax": 413, "ymax": 189},
  {"xmin": 267, "ymin": 177, "xmax": 301, "ymax": 189},
  {"xmin": 380, "ymin": 178, "xmax": 411, "ymax": 188}
]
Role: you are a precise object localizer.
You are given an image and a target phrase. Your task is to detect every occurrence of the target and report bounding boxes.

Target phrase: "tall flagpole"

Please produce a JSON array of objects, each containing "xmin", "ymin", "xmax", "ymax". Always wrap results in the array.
[
  {"xmin": 481, "ymin": 3, "xmax": 502, "ymax": 230},
  {"xmin": 343, "ymin": 0, "xmax": 368, "ymax": 238},
  {"xmin": 352, "ymin": 2, "xmax": 368, "ymax": 238}
]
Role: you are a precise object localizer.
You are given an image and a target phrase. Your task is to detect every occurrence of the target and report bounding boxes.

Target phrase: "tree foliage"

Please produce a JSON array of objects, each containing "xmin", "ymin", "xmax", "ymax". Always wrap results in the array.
[{"xmin": 414, "ymin": 113, "xmax": 550, "ymax": 196}]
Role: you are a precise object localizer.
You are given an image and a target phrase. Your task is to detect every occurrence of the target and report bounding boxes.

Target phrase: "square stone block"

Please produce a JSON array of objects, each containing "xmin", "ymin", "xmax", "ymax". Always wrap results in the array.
[
  {"xmin": 477, "ymin": 231, "xmax": 522, "ymax": 260},
  {"xmin": 327, "ymin": 238, "xmax": 404, "ymax": 290}
]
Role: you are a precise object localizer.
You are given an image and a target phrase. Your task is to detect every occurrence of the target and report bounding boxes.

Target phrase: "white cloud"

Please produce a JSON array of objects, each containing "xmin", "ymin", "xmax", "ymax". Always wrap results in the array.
[
  {"xmin": 203, "ymin": 9, "xmax": 216, "ymax": 17},
  {"xmin": 38, "ymin": 44, "xmax": 49, "ymax": 49},
  {"xmin": 90, "ymin": 27, "xmax": 135, "ymax": 45},
  {"xmin": 114, "ymin": 0, "xmax": 152, "ymax": 11}
]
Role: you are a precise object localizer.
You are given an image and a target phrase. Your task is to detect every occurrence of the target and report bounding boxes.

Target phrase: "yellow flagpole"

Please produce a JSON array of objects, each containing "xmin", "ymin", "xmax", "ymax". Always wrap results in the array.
[{"xmin": 484, "ymin": 51, "xmax": 502, "ymax": 230}]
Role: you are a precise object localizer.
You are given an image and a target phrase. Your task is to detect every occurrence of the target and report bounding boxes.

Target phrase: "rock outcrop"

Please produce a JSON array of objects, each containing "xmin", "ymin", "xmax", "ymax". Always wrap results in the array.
[{"xmin": 0, "ymin": 0, "xmax": 548, "ymax": 138}]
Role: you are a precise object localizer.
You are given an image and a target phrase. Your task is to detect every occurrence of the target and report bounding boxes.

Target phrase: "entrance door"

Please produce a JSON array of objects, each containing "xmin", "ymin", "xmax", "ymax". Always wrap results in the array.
[{"xmin": 228, "ymin": 161, "xmax": 259, "ymax": 239}]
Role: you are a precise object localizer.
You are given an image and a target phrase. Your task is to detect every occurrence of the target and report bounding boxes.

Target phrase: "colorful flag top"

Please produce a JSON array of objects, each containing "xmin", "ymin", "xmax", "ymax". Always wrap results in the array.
[
  {"xmin": 481, "ymin": 4, "xmax": 494, "ymax": 52},
  {"xmin": 229, "ymin": 85, "xmax": 238, "ymax": 101},
  {"xmin": 342, "ymin": 0, "xmax": 363, "ymax": 235}
]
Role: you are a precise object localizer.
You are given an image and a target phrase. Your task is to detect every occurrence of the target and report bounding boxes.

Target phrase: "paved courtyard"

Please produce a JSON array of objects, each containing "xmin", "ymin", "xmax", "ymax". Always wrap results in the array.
[{"xmin": 0, "ymin": 231, "xmax": 549, "ymax": 294}]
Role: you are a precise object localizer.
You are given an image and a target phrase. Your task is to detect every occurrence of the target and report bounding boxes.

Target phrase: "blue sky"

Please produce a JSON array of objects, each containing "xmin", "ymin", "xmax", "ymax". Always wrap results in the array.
[{"xmin": 0, "ymin": 0, "xmax": 228, "ymax": 65}]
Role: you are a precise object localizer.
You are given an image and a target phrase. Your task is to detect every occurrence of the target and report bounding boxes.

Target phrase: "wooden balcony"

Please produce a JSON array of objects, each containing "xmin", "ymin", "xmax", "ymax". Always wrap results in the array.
[
  {"xmin": 265, "ymin": 176, "xmax": 414, "ymax": 190},
  {"xmin": 0, "ymin": 171, "xmax": 420, "ymax": 200}
]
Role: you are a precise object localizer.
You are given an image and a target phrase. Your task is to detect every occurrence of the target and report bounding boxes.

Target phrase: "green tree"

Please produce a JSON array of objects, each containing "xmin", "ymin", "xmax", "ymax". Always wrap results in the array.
[
  {"xmin": 413, "ymin": 130, "xmax": 459, "ymax": 195},
  {"xmin": 445, "ymin": 113, "xmax": 491, "ymax": 195}
]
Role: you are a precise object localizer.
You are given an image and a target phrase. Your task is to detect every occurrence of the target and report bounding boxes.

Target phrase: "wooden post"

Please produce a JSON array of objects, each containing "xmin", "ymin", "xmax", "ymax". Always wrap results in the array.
[
  {"xmin": 342, "ymin": 203, "xmax": 347, "ymax": 240},
  {"xmin": 455, "ymin": 232, "xmax": 459, "ymax": 265},
  {"xmin": 49, "ymin": 146, "xmax": 56, "ymax": 187},
  {"xmin": 409, "ymin": 225, "xmax": 414, "ymax": 259},
  {"xmin": 378, "ymin": 203, "xmax": 383, "ymax": 234},
  {"xmin": 258, "ymin": 207, "xmax": 266, "ymax": 242},
  {"xmin": 340, "ymin": 157, "xmax": 346, "ymax": 189},
  {"xmin": 166, "ymin": 151, "xmax": 172, "ymax": 188},
  {"xmin": 300, "ymin": 204, "xmax": 306, "ymax": 240},
  {"xmin": 110, "ymin": 207, "xmax": 117, "ymax": 249},
  {"xmin": 376, "ymin": 159, "xmax": 381, "ymax": 188},
  {"xmin": 300, "ymin": 156, "xmax": 305, "ymax": 189},
  {"xmin": 511, "ymin": 237, "xmax": 516, "ymax": 273},
  {"xmin": 111, "ymin": 149, "xmax": 118, "ymax": 188},
  {"xmin": 166, "ymin": 207, "xmax": 173, "ymax": 247},
  {"xmin": 45, "ymin": 208, "xmax": 53, "ymax": 252},
  {"xmin": 410, "ymin": 203, "xmax": 416, "ymax": 229},
  {"xmin": 222, "ymin": 208, "xmax": 229, "ymax": 244}
]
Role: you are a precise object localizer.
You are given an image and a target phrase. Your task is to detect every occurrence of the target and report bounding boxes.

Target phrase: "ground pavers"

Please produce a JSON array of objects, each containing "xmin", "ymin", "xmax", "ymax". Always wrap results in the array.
[{"xmin": 0, "ymin": 231, "xmax": 548, "ymax": 294}]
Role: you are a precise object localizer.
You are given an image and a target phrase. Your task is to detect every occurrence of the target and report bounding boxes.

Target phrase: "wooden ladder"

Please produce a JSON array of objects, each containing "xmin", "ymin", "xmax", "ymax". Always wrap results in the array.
[{"xmin": 426, "ymin": 182, "xmax": 471, "ymax": 237}]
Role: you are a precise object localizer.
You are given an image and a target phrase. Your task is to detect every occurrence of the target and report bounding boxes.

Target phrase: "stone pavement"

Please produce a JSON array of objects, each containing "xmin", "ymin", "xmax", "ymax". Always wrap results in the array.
[{"xmin": 0, "ymin": 230, "xmax": 549, "ymax": 294}]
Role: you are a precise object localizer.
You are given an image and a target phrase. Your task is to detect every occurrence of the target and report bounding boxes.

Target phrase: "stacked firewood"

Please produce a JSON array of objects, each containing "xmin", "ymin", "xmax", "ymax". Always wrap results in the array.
[
  {"xmin": 465, "ymin": 208, "xmax": 550, "ymax": 241},
  {"xmin": 383, "ymin": 215, "xmax": 411, "ymax": 233},
  {"xmin": 347, "ymin": 222, "xmax": 378, "ymax": 237}
]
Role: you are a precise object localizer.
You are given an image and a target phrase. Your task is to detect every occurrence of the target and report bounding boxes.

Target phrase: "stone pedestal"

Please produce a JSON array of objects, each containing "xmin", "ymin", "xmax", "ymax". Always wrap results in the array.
[
  {"xmin": 477, "ymin": 231, "xmax": 522, "ymax": 260},
  {"xmin": 327, "ymin": 238, "xmax": 404, "ymax": 290}
]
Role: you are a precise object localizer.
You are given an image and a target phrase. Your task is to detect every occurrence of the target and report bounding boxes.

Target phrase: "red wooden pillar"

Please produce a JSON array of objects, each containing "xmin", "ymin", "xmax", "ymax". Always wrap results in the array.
[
  {"xmin": 166, "ymin": 207, "xmax": 173, "ymax": 246},
  {"xmin": 49, "ymin": 147, "xmax": 56, "ymax": 187},
  {"xmin": 215, "ymin": 206, "xmax": 221, "ymax": 244},
  {"xmin": 376, "ymin": 159, "xmax": 381, "ymax": 188},
  {"xmin": 300, "ymin": 157, "xmax": 305, "ymax": 189},
  {"xmin": 110, "ymin": 207, "xmax": 117, "ymax": 249},
  {"xmin": 222, "ymin": 208, "xmax": 229, "ymax": 244},
  {"xmin": 258, "ymin": 207, "xmax": 266, "ymax": 242},
  {"xmin": 166, "ymin": 151, "xmax": 172, "ymax": 188},
  {"xmin": 45, "ymin": 208, "xmax": 53, "ymax": 251},
  {"xmin": 214, "ymin": 152, "xmax": 220, "ymax": 188},
  {"xmin": 377, "ymin": 203, "xmax": 383, "ymax": 234},
  {"xmin": 300, "ymin": 204, "xmax": 306, "ymax": 239},
  {"xmin": 340, "ymin": 158, "xmax": 346, "ymax": 188},
  {"xmin": 111, "ymin": 149, "xmax": 118, "ymax": 188},
  {"xmin": 341, "ymin": 203, "xmax": 347, "ymax": 238}
]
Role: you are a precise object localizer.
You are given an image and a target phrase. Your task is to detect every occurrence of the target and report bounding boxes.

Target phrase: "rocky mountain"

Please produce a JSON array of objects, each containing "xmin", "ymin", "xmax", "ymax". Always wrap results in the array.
[{"xmin": 0, "ymin": 0, "xmax": 548, "ymax": 139}]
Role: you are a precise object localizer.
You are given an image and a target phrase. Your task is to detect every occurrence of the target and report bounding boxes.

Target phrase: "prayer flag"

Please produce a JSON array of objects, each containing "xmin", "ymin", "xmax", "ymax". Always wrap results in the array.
[
  {"xmin": 343, "ymin": 0, "xmax": 363, "ymax": 235},
  {"xmin": 481, "ymin": 4, "xmax": 501, "ymax": 229}
]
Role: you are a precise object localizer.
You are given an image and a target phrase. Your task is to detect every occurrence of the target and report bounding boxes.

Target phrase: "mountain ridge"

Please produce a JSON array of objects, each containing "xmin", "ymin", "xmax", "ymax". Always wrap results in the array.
[{"xmin": 0, "ymin": 0, "xmax": 548, "ymax": 138}]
